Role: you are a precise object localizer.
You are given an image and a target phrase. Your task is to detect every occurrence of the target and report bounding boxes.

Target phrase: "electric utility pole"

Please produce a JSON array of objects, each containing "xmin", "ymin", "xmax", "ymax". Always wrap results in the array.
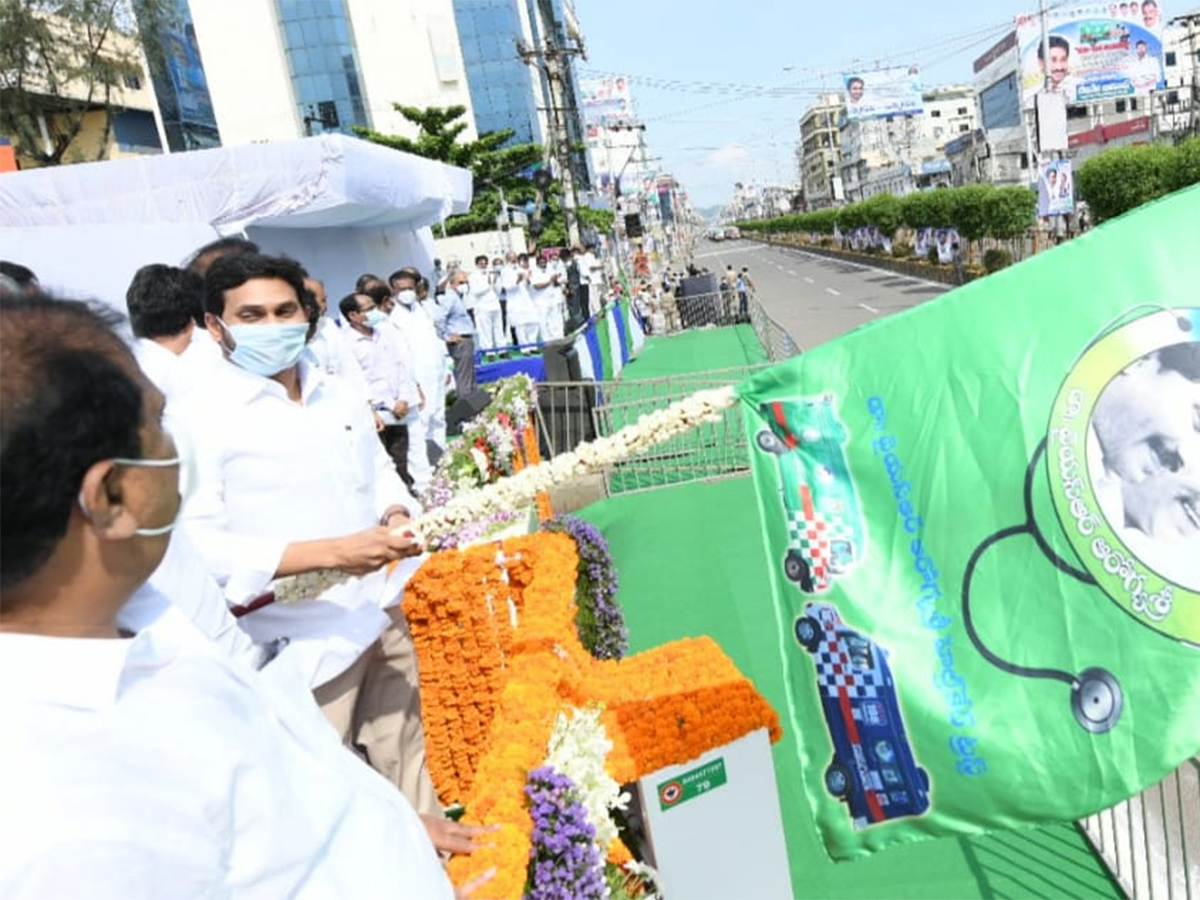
[{"xmin": 519, "ymin": 1, "xmax": 585, "ymax": 248}]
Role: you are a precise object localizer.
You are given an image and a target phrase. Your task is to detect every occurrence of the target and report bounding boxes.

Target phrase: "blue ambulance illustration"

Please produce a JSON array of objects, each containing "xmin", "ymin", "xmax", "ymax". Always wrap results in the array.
[
  {"xmin": 755, "ymin": 396, "xmax": 865, "ymax": 593},
  {"xmin": 793, "ymin": 602, "xmax": 931, "ymax": 829}
]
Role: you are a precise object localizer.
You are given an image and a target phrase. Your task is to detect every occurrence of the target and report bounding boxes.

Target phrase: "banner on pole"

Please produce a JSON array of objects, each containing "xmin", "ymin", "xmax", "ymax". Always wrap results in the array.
[{"xmin": 738, "ymin": 185, "xmax": 1200, "ymax": 859}]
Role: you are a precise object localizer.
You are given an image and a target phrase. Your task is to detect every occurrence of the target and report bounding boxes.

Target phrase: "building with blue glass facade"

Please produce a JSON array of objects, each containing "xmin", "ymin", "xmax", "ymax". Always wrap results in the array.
[
  {"xmin": 142, "ymin": 0, "xmax": 220, "ymax": 151},
  {"xmin": 274, "ymin": 0, "xmax": 368, "ymax": 135},
  {"xmin": 452, "ymin": 0, "xmax": 543, "ymax": 145}
]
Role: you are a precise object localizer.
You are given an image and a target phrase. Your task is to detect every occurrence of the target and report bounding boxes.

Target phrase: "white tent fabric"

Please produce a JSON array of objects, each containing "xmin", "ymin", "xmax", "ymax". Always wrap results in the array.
[{"xmin": 0, "ymin": 134, "xmax": 473, "ymax": 310}]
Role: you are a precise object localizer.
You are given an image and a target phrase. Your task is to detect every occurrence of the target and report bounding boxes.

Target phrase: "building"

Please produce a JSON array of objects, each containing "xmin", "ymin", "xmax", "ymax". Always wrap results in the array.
[
  {"xmin": 967, "ymin": 18, "xmax": 1197, "ymax": 188},
  {"xmin": 188, "ymin": 0, "xmax": 477, "ymax": 146},
  {"xmin": 1, "ymin": 10, "xmax": 166, "ymax": 169},
  {"xmin": 142, "ymin": 0, "xmax": 220, "ymax": 152},
  {"xmin": 797, "ymin": 92, "xmax": 844, "ymax": 208},
  {"xmin": 453, "ymin": 0, "xmax": 543, "ymax": 145}
]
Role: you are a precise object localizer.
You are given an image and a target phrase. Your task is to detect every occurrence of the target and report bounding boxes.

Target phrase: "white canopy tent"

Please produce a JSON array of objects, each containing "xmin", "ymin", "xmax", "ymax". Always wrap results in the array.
[{"xmin": 0, "ymin": 133, "xmax": 473, "ymax": 311}]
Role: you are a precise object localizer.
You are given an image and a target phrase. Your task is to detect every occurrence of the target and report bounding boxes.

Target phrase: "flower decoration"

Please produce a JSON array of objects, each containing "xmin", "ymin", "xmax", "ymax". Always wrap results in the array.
[
  {"xmin": 543, "ymin": 515, "xmax": 627, "ymax": 660},
  {"xmin": 543, "ymin": 706, "xmax": 630, "ymax": 852},
  {"xmin": 273, "ymin": 386, "xmax": 736, "ymax": 602},
  {"xmin": 409, "ymin": 532, "xmax": 780, "ymax": 897},
  {"xmin": 524, "ymin": 766, "xmax": 608, "ymax": 900}
]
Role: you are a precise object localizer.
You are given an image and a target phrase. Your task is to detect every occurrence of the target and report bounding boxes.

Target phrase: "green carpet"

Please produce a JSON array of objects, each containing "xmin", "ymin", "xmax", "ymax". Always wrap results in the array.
[
  {"xmin": 622, "ymin": 323, "xmax": 769, "ymax": 379},
  {"xmin": 579, "ymin": 478, "xmax": 1123, "ymax": 900}
]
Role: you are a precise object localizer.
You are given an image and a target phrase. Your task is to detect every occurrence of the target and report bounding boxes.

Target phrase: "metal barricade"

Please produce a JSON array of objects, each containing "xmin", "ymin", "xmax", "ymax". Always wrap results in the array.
[
  {"xmin": 535, "ymin": 364, "xmax": 775, "ymax": 496},
  {"xmin": 747, "ymin": 293, "xmax": 801, "ymax": 362},
  {"xmin": 1080, "ymin": 756, "xmax": 1199, "ymax": 899}
]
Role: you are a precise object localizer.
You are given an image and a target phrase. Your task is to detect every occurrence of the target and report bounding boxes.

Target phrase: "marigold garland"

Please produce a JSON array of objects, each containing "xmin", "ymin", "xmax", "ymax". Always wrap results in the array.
[{"xmin": 404, "ymin": 532, "xmax": 782, "ymax": 897}]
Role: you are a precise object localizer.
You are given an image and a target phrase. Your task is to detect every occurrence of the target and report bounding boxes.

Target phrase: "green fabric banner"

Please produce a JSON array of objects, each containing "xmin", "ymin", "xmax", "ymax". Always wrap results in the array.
[
  {"xmin": 595, "ymin": 311, "xmax": 615, "ymax": 381},
  {"xmin": 738, "ymin": 186, "xmax": 1200, "ymax": 860}
]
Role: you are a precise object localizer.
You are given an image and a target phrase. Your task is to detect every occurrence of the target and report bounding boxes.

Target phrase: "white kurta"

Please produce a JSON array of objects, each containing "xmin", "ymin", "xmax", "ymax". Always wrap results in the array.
[
  {"xmin": 0, "ymin": 603, "xmax": 452, "ymax": 899},
  {"xmin": 169, "ymin": 358, "xmax": 423, "ymax": 688}
]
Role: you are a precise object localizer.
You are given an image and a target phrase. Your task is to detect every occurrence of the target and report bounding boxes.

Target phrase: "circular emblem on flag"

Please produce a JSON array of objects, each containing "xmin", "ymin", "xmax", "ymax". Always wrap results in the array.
[
  {"xmin": 658, "ymin": 780, "xmax": 684, "ymax": 807},
  {"xmin": 1047, "ymin": 306, "xmax": 1199, "ymax": 643}
]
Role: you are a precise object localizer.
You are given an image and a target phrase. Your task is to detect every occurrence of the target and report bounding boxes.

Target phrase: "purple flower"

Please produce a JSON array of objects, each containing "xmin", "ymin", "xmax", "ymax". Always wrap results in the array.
[
  {"xmin": 524, "ymin": 766, "xmax": 607, "ymax": 900},
  {"xmin": 542, "ymin": 516, "xmax": 628, "ymax": 660}
]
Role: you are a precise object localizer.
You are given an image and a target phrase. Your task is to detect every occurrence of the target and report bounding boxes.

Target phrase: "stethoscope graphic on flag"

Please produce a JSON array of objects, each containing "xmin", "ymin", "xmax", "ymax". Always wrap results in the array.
[{"xmin": 959, "ymin": 306, "xmax": 1198, "ymax": 735}]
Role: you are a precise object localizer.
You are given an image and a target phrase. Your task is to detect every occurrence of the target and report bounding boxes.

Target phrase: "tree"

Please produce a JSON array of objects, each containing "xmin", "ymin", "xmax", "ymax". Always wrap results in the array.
[
  {"xmin": 357, "ymin": 104, "xmax": 571, "ymax": 239},
  {"xmin": 1075, "ymin": 143, "xmax": 1174, "ymax": 223},
  {"xmin": 0, "ymin": 0, "xmax": 175, "ymax": 166},
  {"xmin": 901, "ymin": 189, "xmax": 953, "ymax": 229},
  {"xmin": 948, "ymin": 184, "xmax": 995, "ymax": 250},
  {"xmin": 982, "ymin": 186, "xmax": 1036, "ymax": 258},
  {"xmin": 1163, "ymin": 137, "xmax": 1200, "ymax": 193}
]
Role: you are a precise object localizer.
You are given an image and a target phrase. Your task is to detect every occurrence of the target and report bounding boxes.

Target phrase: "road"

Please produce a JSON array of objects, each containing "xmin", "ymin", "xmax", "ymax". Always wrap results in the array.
[{"xmin": 687, "ymin": 239, "xmax": 951, "ymax": 350}]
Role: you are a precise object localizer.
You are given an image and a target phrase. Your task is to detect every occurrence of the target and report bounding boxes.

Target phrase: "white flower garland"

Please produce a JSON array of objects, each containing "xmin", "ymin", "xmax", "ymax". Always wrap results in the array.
[
  {"xmin": 272, "ymin": 386, "xmax": 737, "ymax": 603},
  {"xmin": 544, "ymin": 706, "xmax": 629, "ymax": 851}
]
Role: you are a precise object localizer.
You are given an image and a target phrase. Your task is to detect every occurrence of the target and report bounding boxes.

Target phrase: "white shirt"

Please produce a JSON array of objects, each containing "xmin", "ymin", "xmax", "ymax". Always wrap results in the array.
[
  {"xmin": 1127, "ymin": 53, "xmax": 1162, "ymax": 90},
  {"xmin": 306, "ymin": 317, "xmax": 373, "ymax": 405},
  {"xmin": 577, "ymin": 251, "xmax": 601, "ymax": 285},
  {"xmin": 389, "ymin": 301, "xmax": 452, "ymax": 409},
  {"xmin": 346, "ymin": 326, "xmax": 421, "ymax": 415},
  {"xmin": 501, "ymin": 265, "xmax": 539, "ymax": 325},
  {"xmin": 170, "ymin": 359, "xmax": 422, "ymax": 687},
  {"xmin": 529, "ymin": 265, "xmax": 555, "ymax": 308},
  {"xmin": 133, "ymin": 336, "xmax": 216, "ymax": 408},
  {"xmin": 0, "ymin": 606, "xmax": 452, "ymax": 900},
  {"xmin": 122, "ymin": 529, "xmax": 262, "ymax": 670},
  {"xmin": 467, "ymin": 269, "xmax": 500, "ymax": 312}
]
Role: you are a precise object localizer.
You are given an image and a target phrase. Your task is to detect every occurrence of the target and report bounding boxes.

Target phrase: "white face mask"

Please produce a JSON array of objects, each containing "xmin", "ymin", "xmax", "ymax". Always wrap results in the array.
[
  {"xmin": 77, "ymin": 428, "xmax": 194, "ymax": 537},
  {"xmin": 396, "ymin": 289, "xmax": 417, "ymax": 307},
  {"xmin": 455, "ymin": 284, "xmax": 468, "ymax": 296}
]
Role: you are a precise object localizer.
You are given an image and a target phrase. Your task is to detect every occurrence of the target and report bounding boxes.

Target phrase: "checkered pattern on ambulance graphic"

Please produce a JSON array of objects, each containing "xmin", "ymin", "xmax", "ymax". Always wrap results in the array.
[
  {"xmin": 812, "ymin": 621, "xmax": 881, "ymax": 702},
  {"xmin": 786, "ymin": 507, "xmax": 853, "ymax": 585}
]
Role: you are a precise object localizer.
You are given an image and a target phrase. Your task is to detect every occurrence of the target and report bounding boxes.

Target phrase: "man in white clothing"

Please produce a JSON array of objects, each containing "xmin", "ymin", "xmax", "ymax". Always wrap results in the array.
[
  {"xmin": 387, "ymin": 269, "xmax": 453, "ymax": 492},
  {"xmin": 340, "ymin": 289, "xmax": 423, "ymax": 489},
  {"xmin": 530, "ymin": 254, "xmax": 564, "ymax": 342},
  {"xmin": 125, "ymin": 264, "xmax": 217, "ymax": 406},
  {"xmin": 576, "ymin": 243, "xmax": 604, "ymax": 316},
  {"xmin": 0, "ymin": 292, "xmax": 457, "ymax": 899},
  {"xmin": 468, "ymin": 253, "xmax": 505, "ymax": 356},
  {"xmin": 502, "ymin": 252, "xmax": 541, "ymax": 351},
  {"xmin": 171, "ymin": 253, "xmax": 442, "ymax": 818}
]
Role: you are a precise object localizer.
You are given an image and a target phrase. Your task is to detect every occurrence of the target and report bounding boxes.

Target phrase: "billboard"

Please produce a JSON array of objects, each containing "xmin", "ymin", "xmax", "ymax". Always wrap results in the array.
[
  {"xmin": 1037, "ymin": 158, "xmax": 1076, "ymax": 216},
  {"xmin": 841, "ymin": 66, "xmax": 924, "ymax": 122},
  {"xmin": 579, "ymin": 76, "xmax": 632, "ymax": 125},
  {"xmin": 1017, "ymin": 2, "xmax": 1166, "ymax": 108}
]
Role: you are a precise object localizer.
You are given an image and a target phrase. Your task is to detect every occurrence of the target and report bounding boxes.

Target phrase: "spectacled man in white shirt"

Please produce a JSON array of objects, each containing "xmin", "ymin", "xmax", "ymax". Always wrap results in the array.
[{"xmin": 0, "ymin": 292, "xmax": 463, "ymax": 899}]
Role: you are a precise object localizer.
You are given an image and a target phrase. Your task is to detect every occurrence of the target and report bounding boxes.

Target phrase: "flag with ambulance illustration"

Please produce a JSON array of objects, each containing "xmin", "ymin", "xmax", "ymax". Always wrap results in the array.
[{"xmin": 738, "ymin": 184, "xmax": 1200, "ymax": 859}]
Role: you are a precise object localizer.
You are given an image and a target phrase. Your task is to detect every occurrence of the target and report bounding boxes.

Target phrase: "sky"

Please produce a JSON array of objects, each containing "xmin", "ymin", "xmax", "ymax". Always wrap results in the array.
[{"xmin": 572, "ymin": 0, "xmax": 1038, "ymax": 210}]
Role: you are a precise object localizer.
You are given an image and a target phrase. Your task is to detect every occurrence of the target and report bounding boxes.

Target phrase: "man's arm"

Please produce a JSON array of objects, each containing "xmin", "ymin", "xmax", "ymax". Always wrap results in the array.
[{"xmin": 172, "ymin": 401, "xmax": 416, "ymax": 604}]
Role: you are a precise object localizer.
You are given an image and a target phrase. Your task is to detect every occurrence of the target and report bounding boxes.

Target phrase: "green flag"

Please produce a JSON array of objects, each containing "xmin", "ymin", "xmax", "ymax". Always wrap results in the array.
[{"xmin": 738, "ymin": 185, "xmax": 1200, "ymax": 860}]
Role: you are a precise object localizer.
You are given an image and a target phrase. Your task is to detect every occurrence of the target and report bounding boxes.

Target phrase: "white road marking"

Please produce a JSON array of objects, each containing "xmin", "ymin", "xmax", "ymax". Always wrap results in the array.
[
  {"xmin": 804, "ymin": 277, "xmax": 814, "ymax": 284},
  {"xmin": 859, "ymin": 302, "xmax": 879, "ymax": 313},
  {"xmin": 825, "ymin": 287, "xmax": 841, "ymax": 296},
  {"xmin": 787, "ymin": 270, "xmax": 797, "ymax": 276}
]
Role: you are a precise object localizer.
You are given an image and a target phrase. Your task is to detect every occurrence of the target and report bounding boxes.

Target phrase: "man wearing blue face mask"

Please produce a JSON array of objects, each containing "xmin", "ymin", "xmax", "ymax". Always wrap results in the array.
[
  {"xmin": 169, "ymin": 253, "xmax": 445, "ymax": 822},
  {"xmin": 0, "ymin": 292, "xmax": 458, "ymax": 899}
]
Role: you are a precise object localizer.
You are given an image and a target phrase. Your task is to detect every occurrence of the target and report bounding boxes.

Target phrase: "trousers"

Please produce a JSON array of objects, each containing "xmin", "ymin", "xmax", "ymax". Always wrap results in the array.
[{"xmin": 314, "ymin": 609, "xmax": 441, "ymax": 817}]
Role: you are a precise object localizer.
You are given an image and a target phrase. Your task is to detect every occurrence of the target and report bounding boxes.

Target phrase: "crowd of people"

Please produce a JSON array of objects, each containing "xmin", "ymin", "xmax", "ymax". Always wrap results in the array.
[
  {"xmin": 438, "ymin": 244, "xmax": 607, "ymax": 359},
  {"xmin": 0, "ymin": 241, "xmax": 509, "ymax": 898}
]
